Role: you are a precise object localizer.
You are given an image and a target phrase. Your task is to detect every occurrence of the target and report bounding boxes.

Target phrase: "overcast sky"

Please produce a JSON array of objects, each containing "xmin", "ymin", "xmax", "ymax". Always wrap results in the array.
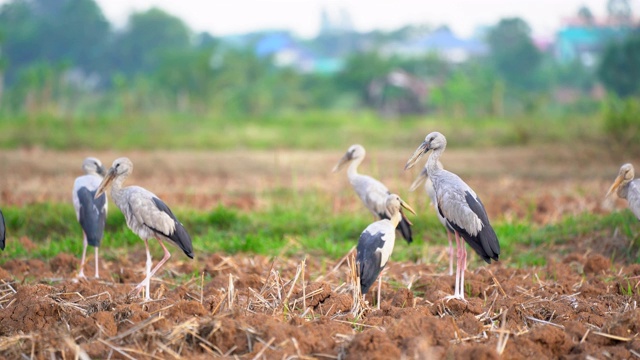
[{"xmin": 82, "ymin": 0, "xmax": 640, "ymax": 38}]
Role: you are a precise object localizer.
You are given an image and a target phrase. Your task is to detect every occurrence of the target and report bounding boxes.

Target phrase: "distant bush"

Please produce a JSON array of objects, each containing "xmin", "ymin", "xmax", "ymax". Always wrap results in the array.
[{"xmin": 603, "ymin": 96, "xmax": 640, "ymax": 150}]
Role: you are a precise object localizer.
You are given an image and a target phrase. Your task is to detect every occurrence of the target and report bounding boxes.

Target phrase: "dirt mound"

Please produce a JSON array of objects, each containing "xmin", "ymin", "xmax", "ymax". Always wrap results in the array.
[{"xmin": 0, "ymin": 252, "xmax": 638, "ymax": 358}]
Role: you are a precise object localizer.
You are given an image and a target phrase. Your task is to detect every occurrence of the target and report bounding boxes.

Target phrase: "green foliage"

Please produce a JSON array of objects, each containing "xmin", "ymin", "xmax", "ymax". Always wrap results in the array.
[
  {"xmin": 602, "ymin": 96, "xmax": 640, "ymax": 150},
  {"xmin": 486, "ymin": 18, "xmax": 543, "ymax": 91},
  {"xmin": 598, "ymin": 33, "xmax": 640, "ymax": 98}
]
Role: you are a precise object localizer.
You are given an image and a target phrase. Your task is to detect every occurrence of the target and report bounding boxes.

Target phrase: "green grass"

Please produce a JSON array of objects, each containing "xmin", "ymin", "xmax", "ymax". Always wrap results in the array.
[
  {"xmin": 2, "ymin": 190, "xmax": 639, "ymax": 268},
  {"xmin": 0, "ymin": 110, "xmax": 603, "ymax": 151}
]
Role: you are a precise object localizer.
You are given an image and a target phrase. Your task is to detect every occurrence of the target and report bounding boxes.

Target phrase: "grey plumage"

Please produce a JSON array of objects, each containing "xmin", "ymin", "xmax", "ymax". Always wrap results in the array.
[
  {"xmin": 606, "ymin": 163, "xmax": 640, "ymax": 220},
  {"xmin": 73, "ymin": 157, "xmax": 108, "ymax": 278},
  {"xmin": 356, "ymin": 194, "xmax": 415, "ymax": 308},
  {"xmin": 0, "ymin": 209, "xmax": 5, "ymax": 251},
  {"xmin": 334, "ymin": 144, "xmax": 413, "ymax": 244},
  {"xmin": 95, "ymin": 157, "xmax": 193, "ymax": 300},
  {"xmin": 409, "ymin": 161, "xmax": 455, "ymax": 275},
  {"xmin": 405, "ymin": 132, "xmax": 500, "ymax": 300}
]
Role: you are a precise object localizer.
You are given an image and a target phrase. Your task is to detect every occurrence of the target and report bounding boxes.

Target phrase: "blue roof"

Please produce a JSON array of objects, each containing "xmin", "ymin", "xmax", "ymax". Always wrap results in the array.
[{"xmin": 255, "ymin": 33, "xmax": 295, "ymax": 57}]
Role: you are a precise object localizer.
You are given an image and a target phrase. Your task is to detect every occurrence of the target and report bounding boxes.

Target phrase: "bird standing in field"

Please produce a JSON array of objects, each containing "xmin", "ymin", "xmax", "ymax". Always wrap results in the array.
[
  {"xmin": 95, "ymin": 157, "xmax": 194, "ymax": 300},
  {"xmin": 357, "ymin": 194, "xmax": 416, "ymax": 309},
  {"xmin": 606, "ymin": 163, "xmax": 640, "ymax": 219},
  {"xmin": 334, "ymin": 144, "xmax": 413, "ymax": 244},
  {"xmin": 405, "ymin": 132, "xmax": 499, "ymax": 300},
  {"xmin": 0, "ymin": 209, "xmax": 5, "ymax": 251},
  {"xmin": 72, "ymin": 157, "xmax": 108, "ymax": 278},
  {"xmin": 409, "ymin": 160, "xmax": 455, "ymax": 275}
]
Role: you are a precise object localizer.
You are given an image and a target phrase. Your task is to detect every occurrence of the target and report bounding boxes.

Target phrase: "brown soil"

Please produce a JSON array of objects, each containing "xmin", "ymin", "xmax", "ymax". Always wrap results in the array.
[{"xmin": 0, "ymin": 250, "xmax": 635, "ymax": 359}]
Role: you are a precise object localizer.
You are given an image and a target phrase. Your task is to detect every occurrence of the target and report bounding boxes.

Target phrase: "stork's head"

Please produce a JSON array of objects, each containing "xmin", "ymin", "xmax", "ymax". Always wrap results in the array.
[
  {"xmin": 82, "ymin": 157, "xmax": 106, "ymax": 177},
  {"xmin": 385, "ymin": 194, "xmax": 416, "ymax": 218},
  {"xmin": 332, "ymin": 144, "xmax": 366, "ymax": 172},
  {"xmin": 404, "ymin": 132, "xmax": 446, "ymax": 170},
  {"xmin": 606, "ymin": 163, "xmax": 635, "ymax": 198},
  {"xmin": 95, "ymin": 157, "xmax": 134, "ymax": 198}
]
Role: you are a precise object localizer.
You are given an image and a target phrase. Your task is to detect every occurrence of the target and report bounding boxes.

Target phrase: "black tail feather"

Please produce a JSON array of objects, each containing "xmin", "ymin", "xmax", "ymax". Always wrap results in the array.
[{"xmin": 397, "ymin": 211, "xmax": 413, "ymax": 244}]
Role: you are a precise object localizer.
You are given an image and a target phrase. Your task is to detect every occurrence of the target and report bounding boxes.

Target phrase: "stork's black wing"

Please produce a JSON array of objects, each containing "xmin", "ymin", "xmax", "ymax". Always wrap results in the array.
[
  {"xmin": 77, "ymin": 187, "xmax": 107, "ymax": 247},
  {"xmin": 149, "ymin": 197, "xmax": 194, "ymax": 259}
]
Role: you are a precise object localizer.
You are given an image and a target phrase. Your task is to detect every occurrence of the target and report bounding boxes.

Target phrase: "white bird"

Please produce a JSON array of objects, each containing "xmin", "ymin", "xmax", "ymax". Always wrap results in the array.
[
  {"xmin": 95, "ymin": 157, "xmax": 194, "ymax": 300},
  {"xmin": 409, "ymin": 160, "xmax": 455, "ymax": 275},
  {"xmin": 357, "ymin": 194, "xmax": 416, "ymax": 309},
  {"xmin": 0, "ymin": 209, "xmax": 5, "ymax": 251},
  {"xmin": 334, "ymin": 144, "xmax": 413, "ymax": 244},
  {"xmin": 72, "ymin": 157, "xmax": 108, "ymax": 278},
  {"xmin": 606, "ymin": 163, "xmax": 640, "ymax": 219},
  {"xmin": 405, "ymin": 132, "xmax": 499, "ymax": 300}
]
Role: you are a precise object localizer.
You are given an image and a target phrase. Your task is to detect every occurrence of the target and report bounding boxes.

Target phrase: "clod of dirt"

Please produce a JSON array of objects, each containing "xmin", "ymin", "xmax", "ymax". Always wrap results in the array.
[
  {"xmin": 346, "ymin": 330, "xmax": 401, "ymax": 360},
  {"xmin": 584, "ymin": 254, "xmax": 611, "ymax": 274},
  {"xmin": 166, "ymin": 300, "xmax": 207, "ymax": 320},
  {"xmin": 0, "ymin": 284, "xmax": 58, "ymax": 334},
  {"xmin": 452, "ymin": 344, "xmax": 499, "ymax": 360},
  {"xmin": 49, "ymin": 253, "xmax": 78, "ymax": 274},
  {"xmin": 317, "ymin": 293, "xmax": 352, "ymax": 316},
  {"xmin": 391, "ymin": 288, "xmax": 413, "ymax": 308},
  {"xmin": 92, "ymin": 311, "xmax": 117, "ymax": 337},
  {"xmin": 294, "ymin": 281, "xmax": 331, "ymax": 308}
]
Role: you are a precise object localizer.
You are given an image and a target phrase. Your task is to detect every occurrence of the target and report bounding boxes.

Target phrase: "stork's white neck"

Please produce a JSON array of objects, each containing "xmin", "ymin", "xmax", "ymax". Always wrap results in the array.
[
  {"xmin": 618, "ymin": 180, "xmax": 631, "ymax": 199},
  {"xmin": 389, "ymin": 208, "xmax": 402, "ymax": 227},
  {"xmin": 109, "ymin": 172, "xmax": 130, "ymax": 206},
  {"xmin": 426, "ymin": 145, "xmax": 445, "ymax": 179},
  {"xmin": 347, "ymin": 156, "xmax": 363, "ymax": 179}
]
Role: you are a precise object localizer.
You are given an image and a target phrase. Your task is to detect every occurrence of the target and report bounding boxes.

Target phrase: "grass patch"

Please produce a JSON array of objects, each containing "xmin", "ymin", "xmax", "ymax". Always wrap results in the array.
[
  {"xmin": 0, "ymin": 111, "xmax": 602, "ymax": 151},
  {"xmin": 2, "ymin": 193, "xmax": 637, "ymax": 268}
]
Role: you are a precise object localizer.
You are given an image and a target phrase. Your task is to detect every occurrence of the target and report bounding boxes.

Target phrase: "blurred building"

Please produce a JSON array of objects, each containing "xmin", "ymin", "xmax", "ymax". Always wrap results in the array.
[
  {"xmin": 382, "ymin": 27, "xmax": 488, "ymax": 63},
  {"xmin": 555, "ymin": 6, "xmax": 639, "ymax": 67}
]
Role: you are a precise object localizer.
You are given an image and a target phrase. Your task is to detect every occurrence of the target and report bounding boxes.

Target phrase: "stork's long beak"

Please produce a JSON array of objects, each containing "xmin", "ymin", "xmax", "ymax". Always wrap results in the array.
[
  {"xmin": 409, "ymin": 168, "xmax": 429, "ymax": 192},
  {"xmin": 97, "ymin": 165, "xmax": 107, "ymax": 177},
  {"xmin": 400, "ymin": 199, "xmax": 417, "ymax": 215},
  {"xmin": 606, "ymin": 175, "xmax": 624, "ymax": 198},
  {"xmin": 95, "ymin": 167, "xmax": 116, "ymax": 199},
  {"xmin": 332, "ymin": 152, "xmax": 351, "ymax": 172},
  {"xmin": 404, "ymin": 141, "xmax": 429, "ymax": 170}
]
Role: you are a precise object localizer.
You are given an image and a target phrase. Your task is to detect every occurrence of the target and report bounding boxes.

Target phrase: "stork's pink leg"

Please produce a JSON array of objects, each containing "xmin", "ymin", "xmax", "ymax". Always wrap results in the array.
[
  {"xmin": 133, "ymin": 238, "xmax": 154, "ymax": 300},
  {"xmin": 455, "ymin": 231, "xmax": 463, "ymax": 297},
  {"xmin": 77, "ymin": 233, "xmax": 88, "ymax": 279},
  {"xmin": 377, "ymin": 274, "xmax": 382, "ymax": 310},
  {"xmin": 447, "ymin": 231, "xmax": 454, "ymax": 276},
  {"xmin": 146, "ymin": 238, "xmax": 172, "ymax": 281},
  {"xmin": 94, "ymin": 246, "xmax": 100, "ymax": 278},
  {"xmin": 460, "ymin": 245, "xmax": 468, "ymax": 299}
]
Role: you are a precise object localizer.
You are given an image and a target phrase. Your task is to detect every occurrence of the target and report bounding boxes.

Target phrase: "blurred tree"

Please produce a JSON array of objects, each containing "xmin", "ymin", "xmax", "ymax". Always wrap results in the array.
[
  {"xmin": 340, "ymin": 51, "xmax": 397, "ymax": 106},
  {"xmin": 607, "ymin": 0, "xmax": 632, "ymax": 24},
  {"xmin": 598, "ymin": 34, "xmax": 640, "ymax": 97},
  {"xmin": 578, "ymin": 6, "xmax": 595, "ymax": 25},
  {"xmin": 486, "ymin": 18, "xmax": 542, "ymax": 91},
  {"xmin": 109, "ymin": 8, "xmax": 191, "ymax": 76},
  {"xmin": 0, "ymin": 0, "xmax": 109, "ymax": 83}
]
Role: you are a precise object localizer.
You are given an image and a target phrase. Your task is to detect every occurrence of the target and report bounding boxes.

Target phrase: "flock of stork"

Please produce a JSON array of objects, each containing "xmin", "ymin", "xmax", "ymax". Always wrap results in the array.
[{"xmin": 0, "ymin": 131, "xmax": 638, "ymax": 305}]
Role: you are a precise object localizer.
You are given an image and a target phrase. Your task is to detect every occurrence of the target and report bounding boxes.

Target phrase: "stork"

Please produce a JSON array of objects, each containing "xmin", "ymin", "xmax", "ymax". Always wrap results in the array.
[
  {"xmin": 409, "ymin": 160, "xmax": 455, "ymax": 275},
  {"xmin": 606, "ymin": 163, "xmax": 640, "ymax": 219},
  {"xmin": 95, "ymin": 157, "xmax": 194, "ymax": 300},
  {"xmin": 0, "ymin": 209, "xmax": 5, "ymax": 251},
  {"xmin": 72, "ymin": 157, "xmax": 108, "ymax": 278},
  {"xmin": 357, "ymin": 194, "xmax": 416, "ymax": 309},
  {"xmin": 405, "ymin": 132, "xmax": 499, "ymax": 300},
  {"xmin": 334, "ymin": 144, "xmax": 413, "ymax": 244}
]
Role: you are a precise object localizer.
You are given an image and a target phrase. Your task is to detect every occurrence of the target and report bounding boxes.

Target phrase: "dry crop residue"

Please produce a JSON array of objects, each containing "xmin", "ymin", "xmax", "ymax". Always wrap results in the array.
[{"xmin": 0, "ymin": 250, "xmax": 637, "ymax": 359}]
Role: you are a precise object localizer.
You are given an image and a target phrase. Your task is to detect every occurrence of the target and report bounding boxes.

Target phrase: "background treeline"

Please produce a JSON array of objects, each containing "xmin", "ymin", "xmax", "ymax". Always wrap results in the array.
[{"xmin": 0, "ymin": 0, "xmax": 639, "ymax": 150}]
